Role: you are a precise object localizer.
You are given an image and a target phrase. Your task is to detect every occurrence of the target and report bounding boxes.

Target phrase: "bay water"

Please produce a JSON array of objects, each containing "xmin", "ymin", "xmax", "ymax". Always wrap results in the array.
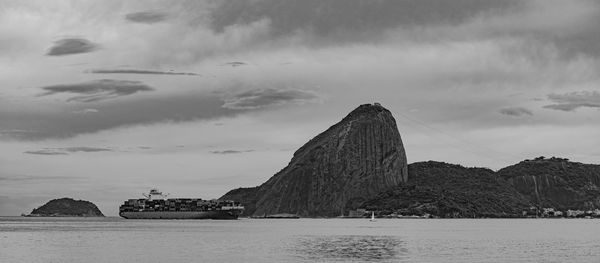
[{"xmin": 1, "ymin": 217, "xmax": 599, "ymax": 262}]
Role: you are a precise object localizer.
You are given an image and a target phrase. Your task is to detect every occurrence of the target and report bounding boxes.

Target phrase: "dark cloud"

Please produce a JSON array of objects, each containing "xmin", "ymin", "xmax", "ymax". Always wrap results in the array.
[
  {"xmin": 210, "ymin": 0, "xmax": 519, "ymax": 37},
  {"xmin": 125, "ymin": 11, "xmax": 168, "ymax": 24},
  {"xmin": 88, "ymin": 69, "xmax": 200, "ymax": 76},
  {"xmin": 63, "ymin": 147, "xmax": 112, "ymax": 153},
  {"xmin": 222, "ymin": 88, "xmax": 319, "ymax": 109},
  {"xmin": 3, "ymin": 84, "xmax": 318, "ymax": 141},
  {"xmin": 23, "ymin": 149, "xmax": 68, "ymax": 155},
  {"xmin": 553, "ymin": 20, "xmax": 600, "ymax": 58},
  {"xmin": 543, "ymin": 91, "xmax": 600, "ymax": 112},
  {"xmin": 39, "ymin": 79, "xmax": 154, "ymax": 102},
  {"xmin": 0, "ymin": 129, "xmax": 38, "ymax": 138},
  {"xmin": 221, "ymin": 62, "xmax": 247, "ymax": 67},
  {"xmin": 208, "ymin": 1, "xmax": 600, "ymax": 59},
  {"xmin": 499, "ymin": 107, "xmax": 533, "ymax": 117},
  {"xmin": 210, "ymin": 150, "xmax": 254, "ymax": 154},
  {"xmin": 46, "ymin": 38, "xmax": 98, "ymax": 56},
  {"xmin": 24, "ymin": 147, "xmax": 113, "ymax": 155},
  {"xmin": 543, "ymin": 104, "xmax": 600, "ymax": 112},
  {"xmin": 1, "ymin": 93, "xmax": 239, "ymax": 140}
]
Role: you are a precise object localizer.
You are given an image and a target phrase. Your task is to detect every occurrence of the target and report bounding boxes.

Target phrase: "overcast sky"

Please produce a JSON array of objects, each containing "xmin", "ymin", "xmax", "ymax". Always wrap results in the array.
[{"xmin": 2, "ymin": 0, "xmax": 600, "ymax": 216}]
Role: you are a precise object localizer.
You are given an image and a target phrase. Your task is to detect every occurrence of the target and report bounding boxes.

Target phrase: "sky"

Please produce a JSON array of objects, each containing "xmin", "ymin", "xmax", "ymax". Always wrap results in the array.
[{"xmin": 1, "ymin": 0, "xmax": 600, "ymax": 216}]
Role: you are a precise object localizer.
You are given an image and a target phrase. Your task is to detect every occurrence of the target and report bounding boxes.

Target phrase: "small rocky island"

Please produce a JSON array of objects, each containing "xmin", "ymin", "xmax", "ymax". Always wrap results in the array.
[{"xmin": 26, "ymin": 198, "xmax": 104, "ymax": 217}]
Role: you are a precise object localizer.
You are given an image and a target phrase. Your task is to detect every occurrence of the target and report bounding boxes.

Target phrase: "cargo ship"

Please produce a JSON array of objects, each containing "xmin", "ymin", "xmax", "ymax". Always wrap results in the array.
[{"xmin": 119, "ymin": 189, "xmax": 244, "ymax": 219}]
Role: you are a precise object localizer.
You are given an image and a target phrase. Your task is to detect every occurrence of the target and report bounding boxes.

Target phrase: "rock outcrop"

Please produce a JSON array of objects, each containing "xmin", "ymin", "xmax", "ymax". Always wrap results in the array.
[
  {"xmin": 28, "ymin": 198, "xmax": 104, "ymax": 217},
  {"xmin": 497, "ymin": 157, "xmax": 600, "ymax": 210},
  {"xmin": 222, "ymin": 103, "xmax": 408, "ymax": 217}
]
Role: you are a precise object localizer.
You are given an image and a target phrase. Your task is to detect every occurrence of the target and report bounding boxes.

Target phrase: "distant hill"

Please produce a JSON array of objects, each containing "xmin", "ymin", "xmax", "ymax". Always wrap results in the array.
[
  {"xmin": 360, "ymin": 157, "xmax": 600, "ymax": 217},
  {"xmin": 28, "ymin": 198, "xmax": 104, "ymax": 217},
  {"xmin": 497, "ymin": 157, "xmax": 600, "ymax": 210},
  {"xmin": 361, "ymin": 161, "xmax": 532, "ymax": 218},
  {"xmin": 224, "ymin": 155, "xmax": 600, "ymax": 218}
]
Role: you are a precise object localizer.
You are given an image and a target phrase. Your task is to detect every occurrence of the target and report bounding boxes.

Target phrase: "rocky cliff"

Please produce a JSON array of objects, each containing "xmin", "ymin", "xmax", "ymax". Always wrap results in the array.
[
  {"xmin": 497, "ymin": 157, "xmax": 600, "ymax": 210},
  {"xmin": 221, "ymin": 103, "xmax": 408, "ymax": 217},
  {"xmin": 28, "ymin": 198, "xmax": 104, "ymax": 217}
]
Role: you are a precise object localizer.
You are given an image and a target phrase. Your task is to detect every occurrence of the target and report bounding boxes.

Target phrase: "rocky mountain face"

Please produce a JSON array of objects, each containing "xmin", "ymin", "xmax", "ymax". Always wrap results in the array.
[
  {"xmin": 28, "ymin": 198, "xmax": 104, "ymax": 217},
  {"xmin": 361, "ymin": 161, "xmax": 532, "ymax": 217},
  {"xmin": 497, "ymin": 157, "xmax": 600, "ymax": 210},
  {"xmin": 221, "ymin": 103, "xmax": 408, "ymax": 217}
]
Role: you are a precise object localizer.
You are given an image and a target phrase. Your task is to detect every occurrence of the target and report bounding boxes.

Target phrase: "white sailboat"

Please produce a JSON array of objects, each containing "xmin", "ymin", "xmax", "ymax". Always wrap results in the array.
[{"xmin": 370, "ymin": 211, "xmax": 376, "ymax": 222}]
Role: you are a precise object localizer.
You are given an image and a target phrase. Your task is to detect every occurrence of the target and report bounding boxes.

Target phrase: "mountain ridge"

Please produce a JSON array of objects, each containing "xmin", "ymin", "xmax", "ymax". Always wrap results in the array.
[{"xmin": 221, "ymin": 103, "xmax": 600, "ymax": 218}]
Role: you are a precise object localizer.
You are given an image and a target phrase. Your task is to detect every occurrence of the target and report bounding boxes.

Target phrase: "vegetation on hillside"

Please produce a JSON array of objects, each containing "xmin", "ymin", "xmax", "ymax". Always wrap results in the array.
[
  {"xmin": 497, "ymin": 156, "xmax": 600, "ymax": 210},
  {"xmin": 361, "ymin": 161, "xmax": 532, "ymax": 217},
  {"xmin": 30, "ymin": 198, "xmax": 104, "ymax": 217}
]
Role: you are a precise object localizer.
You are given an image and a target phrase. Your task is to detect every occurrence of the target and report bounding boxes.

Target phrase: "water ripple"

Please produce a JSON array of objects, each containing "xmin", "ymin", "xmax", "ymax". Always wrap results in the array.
[{"xmin": 292, "ymin": 235, "xmax": 408, "ymax": 262}]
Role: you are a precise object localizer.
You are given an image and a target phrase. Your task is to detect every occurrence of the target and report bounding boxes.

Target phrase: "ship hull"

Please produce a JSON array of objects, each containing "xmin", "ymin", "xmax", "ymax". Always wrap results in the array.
[{"xmin": 119, "ymin": 210, "xmax": 240, "ymax": 220}]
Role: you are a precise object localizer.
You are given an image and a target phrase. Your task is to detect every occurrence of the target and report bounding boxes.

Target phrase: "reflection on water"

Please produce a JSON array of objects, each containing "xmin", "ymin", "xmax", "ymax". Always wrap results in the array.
[{"xmin": 293, "ymin": 235, "xmax": 408, "ymax": 262}]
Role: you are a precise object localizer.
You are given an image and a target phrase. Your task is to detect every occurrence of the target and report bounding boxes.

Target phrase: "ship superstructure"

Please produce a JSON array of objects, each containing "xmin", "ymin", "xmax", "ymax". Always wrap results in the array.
[{"xmin": 119, "ymin": 189, "xmax": 244, "ymax": 219}]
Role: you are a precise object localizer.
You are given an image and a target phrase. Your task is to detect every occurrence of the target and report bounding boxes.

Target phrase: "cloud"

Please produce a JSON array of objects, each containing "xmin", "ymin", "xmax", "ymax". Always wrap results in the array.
[
  {"xmin": 543, "ymin": 104, "xmax": 584, "ymax": 112},
  {"xmin": 125, "ymin": 11, "xmax": 168, "ymax": 24},
  {"xmin": 24, "ymin": 147, "xmax": 113, "ymax": 155},
  {"xmin": 0, "ymin": 93, "xmax": 239, "ymax": 140},
  {"xmin": 0, "ymin": 129, "xmax": 38, "ymax": 138},
  {"xmin": 2, "ymin": 84, "xmax": 321, "ymax": 140},
  {"xmin": 63, "ymin": 147, "xmax": 113, "ymax": 153},
  {"xmin": 88, "ymin": 69, "xmax": 200, "ymax": 76},
  {"xmin": 210, "ymin": 149, "xmax": 254, "ymax": 154},
  {"xmin": 23, "ymin": 149, "xmax": 68, "ymax": 155},
  {"xmin": 46, "ymin": 38, "xmax": 98, "ymax": 56},
  {"xmin": 222, "ymin": 88, "xmax": 319, "ymax": 110},
  {"xmin": 209, "ymin": 0, "xmax": 519, "ymax": 38},
  {"xmin": 200, "ymin": 0, "xmax": 600, "ymax": 62},
  {"xmin": 499, "ymin": 107, "xmax": 533, "ymax": 117},
  {"xmin": 2, "ymin": 0, "xmax": 598, "ymax": 142},
  {"xmin": 39, "ymin": 79, "xmax": 154, "ymax": 102},
  {"xmin": 222, "ymin": 62, "xmax": 247, "ymax": 67},
  {"xmin": 543, "ymin": 91, "xmax": 600, "ymax": 112}
]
